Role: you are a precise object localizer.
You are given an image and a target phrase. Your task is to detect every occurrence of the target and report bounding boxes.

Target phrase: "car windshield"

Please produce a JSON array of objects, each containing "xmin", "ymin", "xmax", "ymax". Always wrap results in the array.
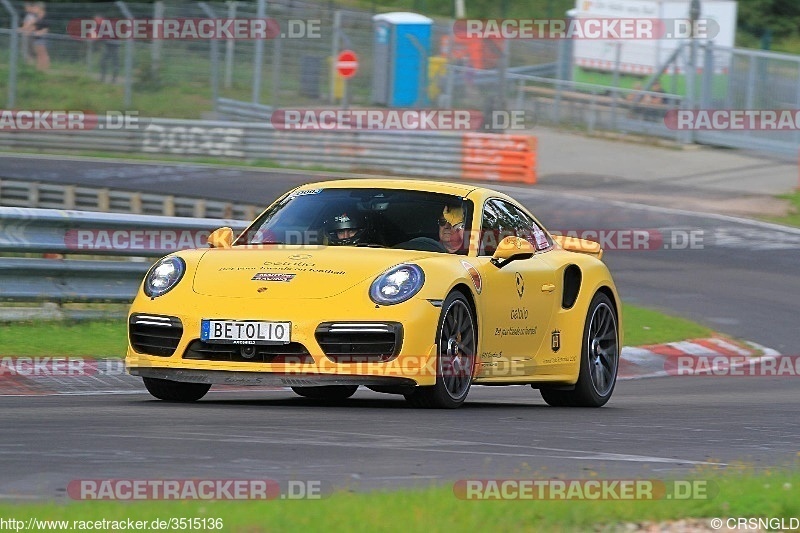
[{"xmin": 238, "ymin": 188, "xmax": 473, "ymax": 254}]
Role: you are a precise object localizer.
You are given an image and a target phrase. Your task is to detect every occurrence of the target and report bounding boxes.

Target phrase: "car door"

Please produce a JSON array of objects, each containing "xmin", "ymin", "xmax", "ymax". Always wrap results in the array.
[{"xmin": 474, "ymin": 199, "xmax": 558, "ymax": 381}]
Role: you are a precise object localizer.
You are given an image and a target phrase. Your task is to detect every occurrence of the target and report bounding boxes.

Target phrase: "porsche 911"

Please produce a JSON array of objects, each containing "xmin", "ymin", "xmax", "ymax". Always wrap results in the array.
[{"xmin": 126, "ymin": 179, "xmax": 621, "ymax": 408}]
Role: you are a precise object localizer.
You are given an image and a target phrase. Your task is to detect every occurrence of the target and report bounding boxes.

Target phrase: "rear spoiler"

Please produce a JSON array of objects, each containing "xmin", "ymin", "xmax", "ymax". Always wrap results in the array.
[{"xmin": 552, "ymin": 235, "xmax": 603, "ymax": 260}]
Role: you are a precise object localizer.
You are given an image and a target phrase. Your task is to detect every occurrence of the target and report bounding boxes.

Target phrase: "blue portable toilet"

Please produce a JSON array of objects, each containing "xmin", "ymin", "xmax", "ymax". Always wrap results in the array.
[{"xmin": 372, "ymin": 12, "xmax": 433, "ymax": 107}]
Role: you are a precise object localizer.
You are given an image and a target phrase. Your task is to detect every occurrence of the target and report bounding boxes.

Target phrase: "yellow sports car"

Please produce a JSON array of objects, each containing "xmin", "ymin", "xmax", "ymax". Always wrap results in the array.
[{"xmin": 127, "ymin": 179, "xmax": 622, "ymax": 408}]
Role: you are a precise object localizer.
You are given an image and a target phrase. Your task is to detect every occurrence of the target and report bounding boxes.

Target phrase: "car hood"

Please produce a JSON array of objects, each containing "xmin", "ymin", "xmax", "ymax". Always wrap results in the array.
[{"xmin": 191, "ymin": 246, "xmax": 432, "ymax": 299}]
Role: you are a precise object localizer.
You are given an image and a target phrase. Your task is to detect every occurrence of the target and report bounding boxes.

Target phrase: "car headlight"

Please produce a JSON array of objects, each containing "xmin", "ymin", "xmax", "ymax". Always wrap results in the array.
[
  {"xmin": 144, "ymin": 257, "xmax": 186, "ymax": 298},
  {"xmin": 369, "ymin": 264, "xmax": 425, "ymax": 305}
]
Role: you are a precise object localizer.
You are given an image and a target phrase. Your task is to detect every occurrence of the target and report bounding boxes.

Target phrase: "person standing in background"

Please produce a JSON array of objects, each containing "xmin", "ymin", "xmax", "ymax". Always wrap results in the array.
[
  {"xmin": 93, "ymin": 14, "xmax": 120, "ymax": 83},
  {"xmin": 19, "ymin": 3, "xmax": 37, "ymax": 64},
  {"xmin": 30, "ymin": 2, "xmax": 50, "ymax": 71}
]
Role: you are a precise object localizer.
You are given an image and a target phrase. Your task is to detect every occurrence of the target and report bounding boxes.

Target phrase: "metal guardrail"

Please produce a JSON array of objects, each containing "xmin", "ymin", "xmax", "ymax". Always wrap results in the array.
[
  {"xmin": 0, "ymin": 117, "xmax": 537, "ymax": 182},
  {"xmin": 0, "ymin": 178, "xmax": 262, "ymax": 219},
  {"xmin": 0, "ymin": 257, "xmax": 150, "ymax": 302},
  {"xmin": 216, "ymin": 98, "xmax": 274, "ymax": 122},
  {"xmin": 0, "ymin": 206, "xmax": 249, "ymax": 256},
  {"xmin": 499, "ymin": 70, "xmax": 689, "ymax": 144},
  {"xmin": 0, "ymin": 207, "xmax": 248, "ymax": 302}
]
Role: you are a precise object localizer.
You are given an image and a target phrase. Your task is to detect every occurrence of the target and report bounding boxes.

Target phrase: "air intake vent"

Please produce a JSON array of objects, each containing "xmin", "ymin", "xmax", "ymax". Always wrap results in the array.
[
  {"xmin": 315, "ymin": 322, "xmax": 403, "ymax": 363},
  {"xmin": 129, "ymin": 314, "xmax": 183, "ymax": 357},
  {"xmin": 183, "ymin": 341, "xmax": 313, "ymax": 364}
]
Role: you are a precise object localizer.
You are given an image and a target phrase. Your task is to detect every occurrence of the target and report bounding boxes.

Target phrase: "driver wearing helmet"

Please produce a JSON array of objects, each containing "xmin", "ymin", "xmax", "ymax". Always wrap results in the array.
[{"xmin": 326, "ymin": 211, "xmax": 367, "ymax": 245}]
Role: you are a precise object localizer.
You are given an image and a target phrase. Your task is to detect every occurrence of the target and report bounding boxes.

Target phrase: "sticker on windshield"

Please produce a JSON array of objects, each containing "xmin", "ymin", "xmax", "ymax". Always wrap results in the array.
[
  {"xmin": 289, "ymin": 188, "xmax": 322, "ymax": 198},
  {"xmin": 533, "ymin": 228, "xmax": 549, "ymax": 250}
]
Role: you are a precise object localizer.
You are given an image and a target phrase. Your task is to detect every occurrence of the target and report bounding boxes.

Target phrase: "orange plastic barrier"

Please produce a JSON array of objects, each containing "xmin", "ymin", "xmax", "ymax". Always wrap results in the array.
[
  {"xmin": 440, "ymin": 36, "xmax": 504, "ymax": 70},
  {"xmin": 461, "ymin": 133, "xmax": 537, "ymax": 184}
]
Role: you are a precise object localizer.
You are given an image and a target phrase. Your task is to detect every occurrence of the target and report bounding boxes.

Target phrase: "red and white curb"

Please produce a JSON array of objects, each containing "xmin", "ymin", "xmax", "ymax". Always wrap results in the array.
[
  {"xmin": 619, "ymin": 337, "xmax": 782, "ymax": 380},
  {"xmin": 0, "ymin": 338, "xmax": 786, "ymax": 396}
]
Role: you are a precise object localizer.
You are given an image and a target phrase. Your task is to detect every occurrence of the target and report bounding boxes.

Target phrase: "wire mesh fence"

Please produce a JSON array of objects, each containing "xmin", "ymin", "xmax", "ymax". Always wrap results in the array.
[
  {"xmin": 2, "ymin": 1, "xmax": 800, "ymax": 155},
  {"xmin": 0, "ymin": 0, "xmax": 564, "ymax": 114}
]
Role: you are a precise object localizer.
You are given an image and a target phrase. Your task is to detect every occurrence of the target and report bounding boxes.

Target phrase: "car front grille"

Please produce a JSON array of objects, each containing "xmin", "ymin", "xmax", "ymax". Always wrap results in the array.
[
  {"xmin": 183, "ymin": 340, "xmax": 314, "ymax": 364},
  {"xmin": 129, "ymin": 314, "xmax": 183, "ymax": 357},
  {"xmin": 315, "ymin": 322, "xmax": 403, "ymax": 363}
]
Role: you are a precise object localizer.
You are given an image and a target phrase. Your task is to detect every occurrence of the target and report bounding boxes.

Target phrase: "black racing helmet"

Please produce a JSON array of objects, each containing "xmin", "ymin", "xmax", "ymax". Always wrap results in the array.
[{"xmin": 326, "ymin": 211, "xmax": 368, "ymax": 245}]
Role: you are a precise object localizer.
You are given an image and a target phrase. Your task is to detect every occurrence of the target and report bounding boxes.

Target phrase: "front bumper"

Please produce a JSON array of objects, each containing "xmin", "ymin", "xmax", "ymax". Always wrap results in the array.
[
  {"xmin": 130, "ymin": 367, "xmax": 417, "ymax": 388},
  {"xmin": 126, "ymin": 294, "xmax": 441, "ymax": 387}
]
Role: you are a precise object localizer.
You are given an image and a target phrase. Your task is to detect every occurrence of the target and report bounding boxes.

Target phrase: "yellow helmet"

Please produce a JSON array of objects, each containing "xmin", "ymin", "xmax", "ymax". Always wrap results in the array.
[{"xmin": 442, "ymin": 205, "xmax": 464, "ymax": 227}]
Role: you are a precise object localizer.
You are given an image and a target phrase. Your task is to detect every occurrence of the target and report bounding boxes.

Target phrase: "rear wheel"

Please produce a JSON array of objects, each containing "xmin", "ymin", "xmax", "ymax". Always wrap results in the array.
[
  {"xmin": 291, "ymin": 385, "xmax": 358, "ymax": 400},
  {"xmin": 540, "ymin": 292, "xmax": 619, "ymax": 407},
  {"xmin": 405, "ymin": 291, "xmax": 476, "ymax": 409},
  {"xmin": 143, "ymin": 377, "xmax": 211, "ymax": 402}
]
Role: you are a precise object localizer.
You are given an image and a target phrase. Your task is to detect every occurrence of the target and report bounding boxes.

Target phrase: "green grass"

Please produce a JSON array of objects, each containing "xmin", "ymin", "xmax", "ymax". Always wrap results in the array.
[
  {"xmin": 0, "ymin": 469, "xmax": 797, "ymax": 532},
  {"xmin": 2, "ymin": 62, "xmax": 220, "ymax": 119},
  {"xmin": 622, "ymin": 304, "xmax": 714, "ymax": 347},
  {"xmin": 1, "ymin": 37, "xmax": 357, "ymax": 118},
  {"xmin": 766, "ymin": 190, "xmax": 800, "ymax": 228},
  {"xmin": 0, "ymin": 147, "xmax": 348, "ymax": 175},
  {"xmin": 0, "ymin": 304, "xmax": 714, "ymax": 358},
  {"xmin": 0, "ymin": 320, "xmax": 127, "ymax": 357}
]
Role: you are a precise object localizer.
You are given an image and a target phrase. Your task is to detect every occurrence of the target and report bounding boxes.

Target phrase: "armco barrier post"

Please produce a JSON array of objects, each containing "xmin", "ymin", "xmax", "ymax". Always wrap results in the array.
[
  {"xmin": 224, "ymin": 1, "xmax": 236, "ymax": 89},
  {"xmin": 198, "ymin": 2, "xmax": 220, "ymax": 111},
  {"xmin": 252, "ymin": 0, "xmax": 266, "ymax": 104},
  {"xmin": 115, "ymin": 1, "xmax": 135, "ymax": 108}
]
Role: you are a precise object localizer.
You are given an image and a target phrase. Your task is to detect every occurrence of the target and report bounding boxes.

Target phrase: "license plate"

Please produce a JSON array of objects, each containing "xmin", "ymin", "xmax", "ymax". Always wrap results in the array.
[{"xmin": 201, "ymin": 320, "xmax": 291, "ymax": 344}]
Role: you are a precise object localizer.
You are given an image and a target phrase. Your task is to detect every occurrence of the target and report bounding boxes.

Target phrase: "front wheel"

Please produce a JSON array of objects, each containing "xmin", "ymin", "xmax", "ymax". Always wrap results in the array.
[
  {"xmin": 540, "ymin": 292, "xmax": 619, "ymax": 407},
  {"xmin": 143, "ymin": 377, "xmax": 211, "ymax": 402},
  {"xmin": 405, "ymin": 291, "xmax": 476, "ymax": 409},
  {"xmin": 291, "ymin": 385, "xmax": 358, "ymax": 400}
]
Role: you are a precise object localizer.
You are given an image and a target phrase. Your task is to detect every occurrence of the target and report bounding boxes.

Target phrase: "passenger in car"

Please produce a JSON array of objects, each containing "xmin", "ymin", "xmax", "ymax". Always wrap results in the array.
[{"xmin": 438, "ymin": 205, "xmax": 465, "ymax": 253}]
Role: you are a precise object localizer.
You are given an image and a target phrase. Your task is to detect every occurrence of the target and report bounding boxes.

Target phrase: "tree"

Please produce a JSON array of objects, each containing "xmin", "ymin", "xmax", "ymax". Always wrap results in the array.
[{"xmin": 738, "ymin": 0, "xmax": 800, "ymax": 39}]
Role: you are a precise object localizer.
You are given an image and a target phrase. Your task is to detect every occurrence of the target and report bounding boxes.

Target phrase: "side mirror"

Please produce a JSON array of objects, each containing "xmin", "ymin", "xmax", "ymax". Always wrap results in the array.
[
  {"xmin": 208, "ymin": 227, "xmax": 233, "ymax": 249},
  {"xmin": 491, "ymin": 236, "xmax": 534, "ymax": 268}
]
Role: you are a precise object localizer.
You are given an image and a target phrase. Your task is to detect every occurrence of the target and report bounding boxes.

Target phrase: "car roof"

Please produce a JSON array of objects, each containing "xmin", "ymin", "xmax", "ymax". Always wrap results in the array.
[{"xmin": 295, "ymin": 178, "xmax": 483, "ymax": 197}]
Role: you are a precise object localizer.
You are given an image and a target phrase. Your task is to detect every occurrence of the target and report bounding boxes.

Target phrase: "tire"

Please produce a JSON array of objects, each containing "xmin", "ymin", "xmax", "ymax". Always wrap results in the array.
[
  {"xmin": 405, "ymin": 291, "xmax": 476, "ymax": 409},
  {"xmin": 142, "ymin": 377, "xmax": 211, "ymax": 402},
  {"xmin": 291, "ymin": 385, "xmax": 358, "ymax": 400},
  {"xmin": 540, "ymin": 292, "xmax": 619, "ymax": 408}
]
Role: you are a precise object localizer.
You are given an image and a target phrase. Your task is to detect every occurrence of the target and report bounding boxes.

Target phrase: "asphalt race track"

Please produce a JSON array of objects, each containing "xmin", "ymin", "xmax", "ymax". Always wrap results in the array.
[
  {"xmin": 1, "ymin": 377, "xmax": 798, "ymax": 498},
  {"xmin": 1, "ymin": 155, "xmax": 799, "ymax": 499}
]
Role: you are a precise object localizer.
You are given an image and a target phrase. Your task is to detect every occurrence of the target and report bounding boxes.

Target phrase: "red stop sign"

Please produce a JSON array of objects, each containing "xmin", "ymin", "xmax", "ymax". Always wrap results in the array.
[{"xmin": 336, "ymin": 50, "xmax": 359, "ymax": 79}]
